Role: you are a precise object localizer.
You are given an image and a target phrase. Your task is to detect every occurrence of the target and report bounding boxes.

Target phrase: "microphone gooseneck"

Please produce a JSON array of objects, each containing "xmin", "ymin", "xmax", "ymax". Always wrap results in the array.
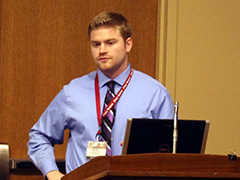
[{"xmin": 173, "ymin": 102, "xmax": 179, "ymax": 154}]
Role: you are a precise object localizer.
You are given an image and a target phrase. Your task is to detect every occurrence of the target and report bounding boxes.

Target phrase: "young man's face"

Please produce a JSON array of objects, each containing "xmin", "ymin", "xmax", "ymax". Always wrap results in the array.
[{"xmin": 90, "ymin": 26, "xmax": 132, "ymax": 79}]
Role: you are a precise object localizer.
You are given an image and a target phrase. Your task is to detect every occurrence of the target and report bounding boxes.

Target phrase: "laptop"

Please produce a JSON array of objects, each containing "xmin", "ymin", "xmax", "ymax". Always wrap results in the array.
[{"xmin": 122, "ymin": 118, "xmax": 210, "ymax": 154}]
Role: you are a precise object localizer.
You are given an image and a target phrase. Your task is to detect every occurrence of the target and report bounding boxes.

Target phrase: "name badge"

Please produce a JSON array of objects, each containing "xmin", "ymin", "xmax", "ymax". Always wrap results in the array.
[{"xmin": 86, "ymin": 141, "xmax": 107, "ymax": 159}]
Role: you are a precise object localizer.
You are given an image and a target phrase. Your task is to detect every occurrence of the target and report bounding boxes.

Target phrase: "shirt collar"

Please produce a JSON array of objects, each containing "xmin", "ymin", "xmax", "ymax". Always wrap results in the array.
[{"xmin": 97, "ymin": 63, "xmax": 132, "ymax": 88}]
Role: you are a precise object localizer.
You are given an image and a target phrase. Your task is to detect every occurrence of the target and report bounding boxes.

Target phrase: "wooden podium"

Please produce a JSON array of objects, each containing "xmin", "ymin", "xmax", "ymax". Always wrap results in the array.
[{"xmin": 62, "ymin": 153, "xmax": 240, "ymax": 180}]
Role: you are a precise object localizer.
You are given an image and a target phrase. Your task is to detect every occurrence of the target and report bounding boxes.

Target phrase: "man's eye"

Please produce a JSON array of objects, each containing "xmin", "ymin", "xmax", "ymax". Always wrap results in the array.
[
  {"xmin": 92, "ymin": 43, "xmax": 100, "ymax": 47},
  {"xmin": 108, "ymin": 41, "xmax": 116, "ymax": 45}
]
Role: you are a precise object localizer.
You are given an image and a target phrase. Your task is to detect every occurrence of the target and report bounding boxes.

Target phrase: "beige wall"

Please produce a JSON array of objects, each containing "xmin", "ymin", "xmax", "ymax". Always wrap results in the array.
[{"xmin": 158, "ymin": 0, "xmax": 240, "ymax": 155}]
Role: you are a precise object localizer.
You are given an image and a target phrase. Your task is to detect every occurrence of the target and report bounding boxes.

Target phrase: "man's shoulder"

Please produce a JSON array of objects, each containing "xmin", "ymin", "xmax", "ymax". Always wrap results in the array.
[
  {"xmin": 68, "ymin": 71, "xmax": 96, "ymax": 85},
  {"xmin": 63, "ymin": 71, "xmax": 97, "ymax": 90},
  {"xmin": 133, "ymin": 69, "xmax": 166, "ymax": 90}
]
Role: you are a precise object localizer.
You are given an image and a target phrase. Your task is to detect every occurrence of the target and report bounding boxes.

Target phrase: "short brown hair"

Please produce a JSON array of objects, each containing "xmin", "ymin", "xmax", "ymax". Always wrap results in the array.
[{"xmin": 88, "ymin": 11, "xmax": 132, "ymax": 41}]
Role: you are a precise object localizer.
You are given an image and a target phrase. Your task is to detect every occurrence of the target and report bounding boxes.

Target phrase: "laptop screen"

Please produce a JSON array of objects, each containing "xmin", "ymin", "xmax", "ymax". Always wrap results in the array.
[{"xmin": 122, "ymin": 118, "xmax": 210, "ymax": 154}]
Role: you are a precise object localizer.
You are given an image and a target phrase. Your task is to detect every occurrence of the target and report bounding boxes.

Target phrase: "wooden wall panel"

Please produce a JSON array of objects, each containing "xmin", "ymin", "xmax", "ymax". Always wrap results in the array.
[{"xmin": 0, "ymin": 0, "xmax": 158, "ymax": 179}]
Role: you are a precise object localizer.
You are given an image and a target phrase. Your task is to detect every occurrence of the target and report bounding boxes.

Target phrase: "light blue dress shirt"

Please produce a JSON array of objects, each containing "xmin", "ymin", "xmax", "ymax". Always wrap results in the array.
[{"xmin": 27, "ymin": 64, "xmax": 174, "ymax": 177}]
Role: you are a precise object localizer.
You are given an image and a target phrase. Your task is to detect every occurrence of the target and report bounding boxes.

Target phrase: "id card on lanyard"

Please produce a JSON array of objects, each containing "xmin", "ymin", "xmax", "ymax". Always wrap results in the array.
[
  {"xmin": 86, "ymin": 68, "xmax": 133, "ymax": 158},
  {"xmin": 95, "ymin": 68, "xmax": 134, "ymax": 135}
]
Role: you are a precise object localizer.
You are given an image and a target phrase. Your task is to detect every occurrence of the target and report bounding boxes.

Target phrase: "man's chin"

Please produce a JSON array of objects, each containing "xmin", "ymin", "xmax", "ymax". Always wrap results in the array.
[
  {"xmin": 98, "ymin": 63, "xmax": 112, "ymax": 71},
  {"xmin": 99, "ymin": 66, "xmax": 115, "ymax": 77}
]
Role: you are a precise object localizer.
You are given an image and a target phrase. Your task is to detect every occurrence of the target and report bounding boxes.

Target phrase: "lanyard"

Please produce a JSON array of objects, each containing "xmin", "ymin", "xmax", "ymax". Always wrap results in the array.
[{"xmin": 95, "ymin": 68, "xmax": 133, "ymax": 134}]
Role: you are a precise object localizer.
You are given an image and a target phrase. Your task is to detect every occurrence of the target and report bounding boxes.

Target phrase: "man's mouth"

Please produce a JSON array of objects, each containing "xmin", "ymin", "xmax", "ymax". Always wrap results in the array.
[{"xmin": 98, "ymin": 57, "xmax": 110, "ymax": 61}]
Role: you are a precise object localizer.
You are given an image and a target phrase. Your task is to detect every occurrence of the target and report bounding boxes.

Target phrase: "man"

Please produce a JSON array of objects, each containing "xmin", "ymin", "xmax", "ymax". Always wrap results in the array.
[{"xmin": 27, "ymin": 11, "xmax": 174, "ymax": 180}]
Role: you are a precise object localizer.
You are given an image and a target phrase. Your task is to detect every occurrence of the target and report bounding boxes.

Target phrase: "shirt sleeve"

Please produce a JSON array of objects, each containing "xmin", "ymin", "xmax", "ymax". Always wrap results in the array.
[
  {"xmin": 27, "ymin": 89, "xmax": 68, "ymax": 177},
  {"xmin": 152, "ymin": 87, "xmax": 174, "ymax": 119}
]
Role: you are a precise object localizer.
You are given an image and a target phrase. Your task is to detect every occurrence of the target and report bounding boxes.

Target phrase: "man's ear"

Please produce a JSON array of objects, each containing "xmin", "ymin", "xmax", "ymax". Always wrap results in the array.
[{"xmin": 125, "ymin": 37, "xmax": 133, "ymax": 53}]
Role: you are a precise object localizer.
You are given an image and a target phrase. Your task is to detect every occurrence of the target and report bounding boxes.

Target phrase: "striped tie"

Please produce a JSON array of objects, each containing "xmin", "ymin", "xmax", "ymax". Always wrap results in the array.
[{"xmin": 101, "ymin": 81, "xmax": 116, "ymax": 156}]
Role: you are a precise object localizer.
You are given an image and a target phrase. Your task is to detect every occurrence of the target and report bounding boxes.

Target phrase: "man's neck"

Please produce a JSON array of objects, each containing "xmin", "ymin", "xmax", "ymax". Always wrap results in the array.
[{"xmin": 102, "ymin": 64, "xmax": 128, "ymax": 79}]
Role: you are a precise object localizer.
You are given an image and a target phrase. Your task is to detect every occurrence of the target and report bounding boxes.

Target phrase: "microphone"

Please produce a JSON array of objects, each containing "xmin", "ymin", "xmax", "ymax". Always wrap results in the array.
[{"xmin": 173, "ymin": 102, "xmax": 179, "ymax": 154}]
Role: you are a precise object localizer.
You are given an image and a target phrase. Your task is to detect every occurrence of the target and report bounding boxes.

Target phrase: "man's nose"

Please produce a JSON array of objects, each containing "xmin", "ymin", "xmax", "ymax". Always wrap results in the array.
[{"xmin": 99, "ymin": 44, "xmax": 107, "ymax": 54}]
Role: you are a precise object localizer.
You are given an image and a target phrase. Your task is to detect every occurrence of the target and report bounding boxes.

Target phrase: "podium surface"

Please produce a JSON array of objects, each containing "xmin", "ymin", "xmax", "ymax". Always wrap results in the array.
[{"xmin": 62, "ymin": 153, "xmax": 240, "ymax": 180}]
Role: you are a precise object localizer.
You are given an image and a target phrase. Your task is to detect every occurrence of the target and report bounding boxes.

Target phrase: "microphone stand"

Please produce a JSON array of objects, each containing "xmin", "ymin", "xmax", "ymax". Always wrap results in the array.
[{"xmin": 173, "ymin": 102, "xmax": 179, "ymax": 154}]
